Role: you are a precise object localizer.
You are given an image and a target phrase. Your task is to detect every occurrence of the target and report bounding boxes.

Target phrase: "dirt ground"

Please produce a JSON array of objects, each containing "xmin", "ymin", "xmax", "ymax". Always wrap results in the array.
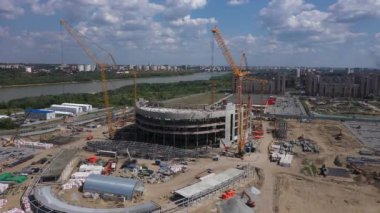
[
  {"xmin": 271, "ymin": 120, "xmax": 380, "ymax": 213},
  {"xmin": 1, "ymin": 118, "xmax": 379, "ymax": 213},
  {"xmin": 274, "ymin": 174, "xmax": 380, "ymax": 213},
  {"xmin": 287, "ymin": 120, "xmax": 363, "ymax": 168},
  {"xmin": 176, "ymin": 119, "xmax": 380, "ymax": 213}
]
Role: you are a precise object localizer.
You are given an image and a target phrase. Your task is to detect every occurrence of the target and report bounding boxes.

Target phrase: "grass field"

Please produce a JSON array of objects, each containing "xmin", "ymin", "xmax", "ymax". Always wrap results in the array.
[{"xmin": 161, "ymin": 92, "xmax": 228, "ymax": 108}]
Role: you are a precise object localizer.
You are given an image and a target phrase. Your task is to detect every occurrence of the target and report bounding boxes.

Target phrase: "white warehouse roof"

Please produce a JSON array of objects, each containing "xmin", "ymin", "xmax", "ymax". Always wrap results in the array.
[{"xmin": 54, "ymin": 111, "xmax": 74, "ymax": 116}]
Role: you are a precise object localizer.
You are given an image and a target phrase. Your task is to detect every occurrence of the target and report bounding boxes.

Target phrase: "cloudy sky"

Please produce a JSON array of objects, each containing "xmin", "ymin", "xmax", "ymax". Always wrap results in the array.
[{"xmin": 1, "ymin": 0, "xmax": 380, "ymax": 67}]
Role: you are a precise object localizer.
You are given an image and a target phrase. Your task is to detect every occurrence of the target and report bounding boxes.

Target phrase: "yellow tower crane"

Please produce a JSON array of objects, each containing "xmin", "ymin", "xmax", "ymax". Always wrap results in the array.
[
  {"xmin": 212, "ymin": 26, "xmax": 247, "ymax": 157},
  {"xmin": 60, "ymin": 19, "xmax": 116, "ymax": 138},
  {"xmin": 239, "ymin": 52, "xmax": 269, "ymax": 133}
]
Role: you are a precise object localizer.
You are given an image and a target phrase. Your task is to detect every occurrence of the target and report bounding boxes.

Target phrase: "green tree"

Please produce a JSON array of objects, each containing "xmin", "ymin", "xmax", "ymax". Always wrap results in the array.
[{"xmin": 0, "ymin": 118, "xmax": 18, "ymax": 130}]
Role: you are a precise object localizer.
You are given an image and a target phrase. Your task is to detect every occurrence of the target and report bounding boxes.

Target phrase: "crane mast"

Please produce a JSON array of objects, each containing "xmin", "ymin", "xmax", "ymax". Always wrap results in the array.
[
  {"xmin": 133, "ymin": 71, "xmax": 137, "ymax": 106},
  {"xmin": 212, "ymin": 26, "xmax": 246, "ymax": 156},
  {"xmin": 60, "ymin": 19, "xmax": 115, "ymax": 138},
  {"xmin": 240, "ymin": 52, "xmax": 248, "ymax": 72}
]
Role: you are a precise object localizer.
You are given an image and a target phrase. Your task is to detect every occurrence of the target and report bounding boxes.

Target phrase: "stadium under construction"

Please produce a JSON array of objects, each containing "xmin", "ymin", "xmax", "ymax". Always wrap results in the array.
[{"xmin": 118, "ymin": 97, "xmax": 263, "ymax": 150}]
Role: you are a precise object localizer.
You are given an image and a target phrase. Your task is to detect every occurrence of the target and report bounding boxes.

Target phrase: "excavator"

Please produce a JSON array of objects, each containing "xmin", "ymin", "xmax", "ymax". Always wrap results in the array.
[{"xmin": 241, "ymin": 190, "xmax": 255, "ymax": 207}]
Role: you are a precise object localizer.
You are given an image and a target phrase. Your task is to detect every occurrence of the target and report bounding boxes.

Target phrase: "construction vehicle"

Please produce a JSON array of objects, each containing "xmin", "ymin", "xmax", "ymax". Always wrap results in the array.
[
  {"xmin": 241, "ymin": 190, "xmax": 255, "ymax": 207},
  {"xmin": 102, "ymin": 159, "xmax": 117, "ymax": 175},
  {"xmin": 60, "ymin": 19, "xmax": 116, "ymax": 139},
  {"xmin": 212, "ymin": 26, "xmax": 247, "ymax": 157},
  {"xmin": 86, "ymin": 134, "xmax": 93, "ymax": 140}
]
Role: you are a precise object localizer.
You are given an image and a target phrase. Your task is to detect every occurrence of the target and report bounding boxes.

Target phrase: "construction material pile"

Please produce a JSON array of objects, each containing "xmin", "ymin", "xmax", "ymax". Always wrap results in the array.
[
  {"xmin": 0, "ymin": 199, "xmax": 7, "ymax": 209},
  {"xmin": 17, "ymin": 141, "xmax": 53, "ymax": 149},
  {"xmin": 62, "ymin": 178, "xmax": 85, "ymax": 190},
  {"xmin": 269, "ymin": 142, "xmax": 294, "ymax": 167},
  {"xmin": 221, "ymin": 189, "xmax": 236, "ymax": 200},
  {"xmin": 79, "ymin": 164, "xmax": 103, "ymax": 174},
  {"xmin": 3, "ymin": 208, "xmax": 25, "ymax": 213},
  {"xmin": 86, "ymin": 140, "xmax": 209, "ymax": 160},
  {"xmin": 147, "ymin": 163, "xmax": 187, "ymax": 184},
  {"xmin": 21, "ymin": 196, "xmax": 31, "ymax": 213},
  {"xmin": 62, "ymin": 159, "xmax": 104, "ymax": 190},
  {"xmin": 291, "ymin": 139, "xmax": 319, "ymax": 153},
  {"xmin": 0, "ymin": 183, "xmax": 9, "ymax": 194},
  {"xmin": 1, "ymin": 137, "xmax": 53, "ymax": 149},
  {"xmin": 347, "ymin": 156, "xmax": 380, "ymax": 165}
]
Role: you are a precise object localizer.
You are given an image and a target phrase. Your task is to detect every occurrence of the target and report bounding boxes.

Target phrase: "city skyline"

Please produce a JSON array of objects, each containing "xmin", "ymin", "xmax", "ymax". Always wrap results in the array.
[{"xmin": 1, "ymin": 0, "xmax": 380, "ymax": 68}]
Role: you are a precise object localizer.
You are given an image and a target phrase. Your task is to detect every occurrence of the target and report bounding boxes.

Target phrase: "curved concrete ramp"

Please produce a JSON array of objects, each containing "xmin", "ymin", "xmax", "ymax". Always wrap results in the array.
[{"xmin": 31, "ymin": 186, "xmax": 160, "ymax": 213}]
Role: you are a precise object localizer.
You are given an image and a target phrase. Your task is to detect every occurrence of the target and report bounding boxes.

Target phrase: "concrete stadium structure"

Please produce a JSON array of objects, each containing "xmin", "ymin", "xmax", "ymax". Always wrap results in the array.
[{"xmin": 135, "ymin": 99, "xmax": 238, "ymax": 149}]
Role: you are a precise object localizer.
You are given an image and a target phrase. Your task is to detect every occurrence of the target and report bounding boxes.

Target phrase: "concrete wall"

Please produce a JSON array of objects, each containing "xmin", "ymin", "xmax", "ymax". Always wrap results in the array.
[{"xmin": 224, "ymin": 103, "xmax": 236, "ymax": 147}]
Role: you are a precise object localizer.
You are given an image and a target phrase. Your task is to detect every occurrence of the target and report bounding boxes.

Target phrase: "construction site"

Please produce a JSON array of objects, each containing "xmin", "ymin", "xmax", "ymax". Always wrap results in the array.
[{"xmin": 0, "ymin": 22, "xmax": 379, "ymax": 213}]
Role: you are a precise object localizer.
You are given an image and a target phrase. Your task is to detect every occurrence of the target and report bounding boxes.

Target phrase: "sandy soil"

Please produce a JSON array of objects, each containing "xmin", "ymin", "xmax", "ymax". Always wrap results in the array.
[
  {"xmin": 2, "ymin": 118, "xmax": 379, "ymax": 213},
  {"xmin": 274, "ymin": 174, "xmax": 380, "ymax": 213},
  {"xmin": 271, "ymin": 120, "xmax": 380, "ymax": 213},
  {"xmin": 186, "ymin": 119, "xmax": 379, "ymax": 213}
]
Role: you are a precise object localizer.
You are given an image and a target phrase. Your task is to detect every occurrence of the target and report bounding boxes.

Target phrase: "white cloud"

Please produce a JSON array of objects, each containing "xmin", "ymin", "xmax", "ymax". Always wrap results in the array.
[
  {"xmin": 0, "ymin": 26, "xmax": 10, "ymax": 37},
  {"xmin": 227, "ymin": 0, "xmax": 249, "ymax": 6},
  {"xmin": 259, "ymin": 0, "xmax": 363, "ymax": 46},
  {"xmin": 0, "ymin": 0, "xmax": 216, "ymax": 64},
  {"xmin": 170, "ymin": 15, "xmax": 216, "ymax": 27},
  {"xmin": 164, "ymin": 0, "xmax": 208, "ymax": 20},
  {"xmin": 167, "ymin": 0, "xmax": 207, "ymax": 9},
  {"xmin": 0, "ymin": 0, "xmax": 24, "ymax": 19},
  {"xmin": 229, "ymin": 34, "xmax": 256, "ymax": 47},
  {"xmin": 375, "ymin": 33, "xmax": 380, "ymax": 41},
  {"xmin": 329, "ymin": 0, "xmax": 380, "ymax": 22}
]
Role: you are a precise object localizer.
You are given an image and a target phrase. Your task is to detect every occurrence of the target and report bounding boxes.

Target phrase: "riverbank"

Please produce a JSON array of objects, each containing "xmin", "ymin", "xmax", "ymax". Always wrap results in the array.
[
  {"xmin": 0, "ymin": 70, "xmax": 198, "ymax": 88},
  {"xmin": 0, "ymin": 72, "xmax": 229, "ymax": 102},
  {"xmin": 0, "ymin": 73, "xmax": 232, "ymax": 112}
]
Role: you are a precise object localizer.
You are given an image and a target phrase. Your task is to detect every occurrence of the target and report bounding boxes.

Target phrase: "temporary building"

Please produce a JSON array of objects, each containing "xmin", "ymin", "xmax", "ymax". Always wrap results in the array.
[
  {"xmin": 25, "ymin": 109, "xmax": 55, "ymax": 120},
  {"xmin": 279, "ymin": 154, "xmax": 293, "ymax": 167},
  {"xmin": 62, "ymin": 103, "xmax": 92, "ymax": 112},
  {"xmin": 83, "ymin": 174, "xmax": 144, "ymax": 200},
  {"xmin": 54, "ymin": 111, "xmax": 74, "ymax": 117},
  {"xmin": 50, "ymin": 105, "xmax": 82, "ymax": 115}
]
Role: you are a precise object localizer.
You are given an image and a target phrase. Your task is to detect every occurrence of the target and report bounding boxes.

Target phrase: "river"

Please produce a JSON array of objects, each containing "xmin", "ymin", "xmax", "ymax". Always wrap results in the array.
[{"xmin": 0, "ymin": 72, "xmax": 228, "ymax": 102}]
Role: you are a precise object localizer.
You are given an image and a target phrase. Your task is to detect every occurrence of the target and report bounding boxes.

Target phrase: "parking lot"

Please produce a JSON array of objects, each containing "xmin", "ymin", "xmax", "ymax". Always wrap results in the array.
[{"xmin": 264, "ymin": 96, "xmax": 307, "ymax": 117}]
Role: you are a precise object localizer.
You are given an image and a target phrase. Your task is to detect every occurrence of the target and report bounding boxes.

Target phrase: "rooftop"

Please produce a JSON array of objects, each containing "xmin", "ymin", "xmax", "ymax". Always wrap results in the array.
[
  {"xmin": 25, "ymin": 109, "xmax": 54, "ymax": 113},
  {"xmin": 175, "ymin": 168, "xmax": 244, "ymax": 199}
]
